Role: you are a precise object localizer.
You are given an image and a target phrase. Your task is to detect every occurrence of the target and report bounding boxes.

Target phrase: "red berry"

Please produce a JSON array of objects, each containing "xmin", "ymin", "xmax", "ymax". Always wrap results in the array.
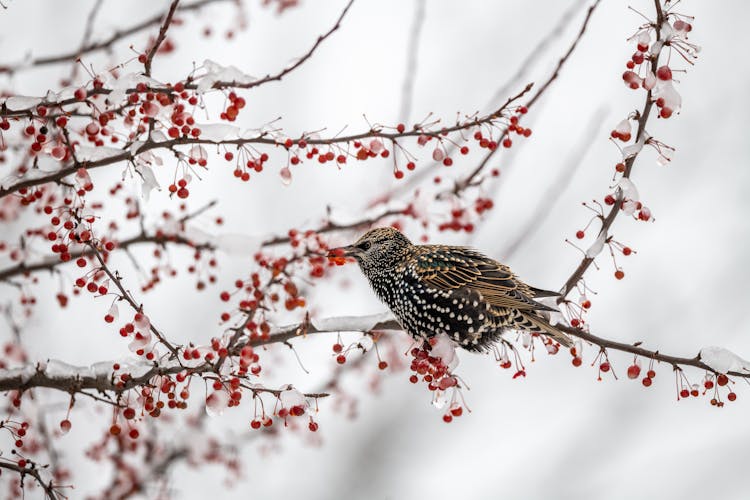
[
  {"xmin": 656, "ymin": 65, "xmax": 672, "ymax": 81},
  {"xmin": 627, "ymin": 364, "xmax": 641, "ymax": 379}
]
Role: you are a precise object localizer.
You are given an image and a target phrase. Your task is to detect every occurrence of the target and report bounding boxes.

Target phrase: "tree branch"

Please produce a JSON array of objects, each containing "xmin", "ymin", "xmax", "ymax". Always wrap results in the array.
[
  {"xmin": 0, "ymin": 85, "xmax": 530, "ymax": 199},
  {"xmin": 143, "ymin": 0, "xmax": 181, "ymax": 77},
  {"xmin": 0, "ymin": 313, "xmax": 399, "ymax": 394},
  {"xmin": 0, "ymin": 0, "xmax": 229, "ymax": 75},
  {"xmin": 559, "ymin": 0, "xmax": 664, "ymax": 299},
  {"xmin": 0, "ymin": 461, "xmax": 62, "ymax": 499}
]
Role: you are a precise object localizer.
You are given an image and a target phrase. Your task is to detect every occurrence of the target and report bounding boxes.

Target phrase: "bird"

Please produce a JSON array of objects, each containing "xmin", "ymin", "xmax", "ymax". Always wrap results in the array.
[{"xmin": 328, "ymin": 227, "xmax": 572, "ymax": 352}]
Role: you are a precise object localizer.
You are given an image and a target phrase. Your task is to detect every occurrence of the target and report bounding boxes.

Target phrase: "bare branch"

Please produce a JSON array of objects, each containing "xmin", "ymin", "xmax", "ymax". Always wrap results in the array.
[
  {"xmin": 0, "ymin": 0, "xmax": 229, "ymax": 75},
  {"xmin": 86, "ymin": 242, "xmax": 181, "ymax": 359},
  {"xmin": 143, "ymin": 0, "xmax": 181, "ymax": 77},
  {"xmin": 0, "ymin": 461, "xmax": 62, "ymax": 499}
]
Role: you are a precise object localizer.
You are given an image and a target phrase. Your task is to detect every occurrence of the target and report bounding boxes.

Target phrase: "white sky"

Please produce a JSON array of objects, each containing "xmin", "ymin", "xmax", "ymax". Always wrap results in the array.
[{"xmin": 1, "ymin": 0, "xmax": 749, "ymax": 498}]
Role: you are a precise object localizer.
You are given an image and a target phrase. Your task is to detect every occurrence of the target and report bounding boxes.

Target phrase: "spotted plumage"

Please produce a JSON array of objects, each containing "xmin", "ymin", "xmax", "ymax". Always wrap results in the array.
[{"xmin": 329, "ymin": 227, "xmax": 572, "ymax": 351}]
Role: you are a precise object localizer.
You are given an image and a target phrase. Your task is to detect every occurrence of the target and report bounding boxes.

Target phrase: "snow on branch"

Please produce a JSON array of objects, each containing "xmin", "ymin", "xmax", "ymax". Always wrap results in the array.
[{"xmin": 0, "ymin": 312, "xmax": 399, "ymax": 394}]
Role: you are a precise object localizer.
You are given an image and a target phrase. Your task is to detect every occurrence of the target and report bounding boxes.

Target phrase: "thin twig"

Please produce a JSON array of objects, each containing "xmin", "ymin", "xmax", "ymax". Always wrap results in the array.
[
  {"xmin": 0, "ymin": 0, "xmax": 229, "ymax": 74},
  {"xmin": 143, "ymin": 0, "xmax": 181, "ymax": 77}
]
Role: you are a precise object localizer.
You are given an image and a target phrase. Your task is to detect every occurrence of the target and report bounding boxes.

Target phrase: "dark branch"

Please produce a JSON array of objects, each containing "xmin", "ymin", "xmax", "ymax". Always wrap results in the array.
[{"xmin": 143, "ymin": 0, "xmax": 181, "ymax": 77}]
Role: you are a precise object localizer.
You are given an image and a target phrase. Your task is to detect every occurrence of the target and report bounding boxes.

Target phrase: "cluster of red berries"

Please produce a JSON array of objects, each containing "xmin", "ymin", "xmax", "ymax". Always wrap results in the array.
[
  {"xmin": 220, "ymin": 92, "xmax": 246, "ymax": 121},
  {"xmin": 407, "ymin": 344, "xmax": 458, "ymax": 392}
]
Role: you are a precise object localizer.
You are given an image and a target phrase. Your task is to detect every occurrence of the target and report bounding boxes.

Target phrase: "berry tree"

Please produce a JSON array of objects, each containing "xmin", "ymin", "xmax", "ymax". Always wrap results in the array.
[{"xmin": 0, "ymin": 0, "xmax": 747, "ymax": 498}]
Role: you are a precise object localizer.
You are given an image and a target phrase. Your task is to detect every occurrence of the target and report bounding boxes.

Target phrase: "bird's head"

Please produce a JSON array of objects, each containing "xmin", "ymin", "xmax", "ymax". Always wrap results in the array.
[{"xmin": 328, "ymin": 227, "xmax": 412, "ymax": 273}]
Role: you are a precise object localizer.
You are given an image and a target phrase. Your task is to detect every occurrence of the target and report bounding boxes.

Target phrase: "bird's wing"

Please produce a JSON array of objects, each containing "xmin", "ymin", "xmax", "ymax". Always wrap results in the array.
[{"xmin": 413, "ymin": 247, "xmax": 554, "ymax": 311}]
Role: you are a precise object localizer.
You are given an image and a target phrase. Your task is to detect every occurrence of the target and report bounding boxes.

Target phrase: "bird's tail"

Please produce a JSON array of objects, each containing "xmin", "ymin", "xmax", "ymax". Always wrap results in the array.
[{"xmin": 524, "ymin": 312, "xmax": 574, "ymax": 348}]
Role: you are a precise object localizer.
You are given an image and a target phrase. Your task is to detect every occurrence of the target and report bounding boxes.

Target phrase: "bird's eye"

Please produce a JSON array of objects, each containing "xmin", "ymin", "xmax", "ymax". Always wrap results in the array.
[{"xmin": 358, "ymin": 241, "xmax": 372, "ymax": 251}]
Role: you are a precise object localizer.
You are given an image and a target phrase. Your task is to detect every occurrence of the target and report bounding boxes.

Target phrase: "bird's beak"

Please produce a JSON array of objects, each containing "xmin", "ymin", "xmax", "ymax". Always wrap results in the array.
[{"xmin": 327, "ymin": 245, "xmax": 359, "ymax": 259}]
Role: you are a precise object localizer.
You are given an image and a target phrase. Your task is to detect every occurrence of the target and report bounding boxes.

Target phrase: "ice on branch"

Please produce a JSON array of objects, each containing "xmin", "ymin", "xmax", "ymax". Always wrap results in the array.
[
  {"xmin": 105, "ymin": 72, "xmax": 162, "ymax": 105},
  {"xmin": 183, "ymin": 226, "xmax": 263, "ymax": 255},
  {"xmin": 75, "ymin": 145, "xmax": 124, "ymax": 162},
  {"xmin": 279, "ymin": 386, "xmax": 307, "ymax": 410},
  {"xmin": 311, "ymin": 311, "xmax": 397, "ymax": 333},
  {"xmin": 430, "ymin": 333, "xmax": 459, "ymax": 371},
  {"xmin": 215, "ymin": 233, "xmax": 264, "ymax": 255},
  {"xmin": 2, "ymin": 95, "xmax": 42, "ymax": 111},
  {"xmin": 621, "ymin": 137, "xmax": 646, "ymax": 160},
  {"xmin": 699, "ymin": 347, "xmax": 750, "ymax": 374},
  {"xmin": 196, "ymin": 123, "xmax": 241, "ymax": 142},
  {"xmin": 196, "ymin": 59, "xmax": 256, "ymax": 92},
  {"xmin": 206, "ymin": 389, "xmax": 230, "ymax": 417},
  {"xmin": 585, "ymin": 231, "xmax": 607, "ymax": 259},
  {"xmin": 617, "ymin": 177, "xmax": 641, "ymax": 215},
  {"xmin": 140, "ymin": 165, "xmax": 161, "ymax": 201}
]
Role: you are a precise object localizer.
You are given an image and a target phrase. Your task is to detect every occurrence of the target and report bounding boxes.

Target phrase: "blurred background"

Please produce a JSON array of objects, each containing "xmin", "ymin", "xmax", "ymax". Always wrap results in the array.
[{"xmin": 1, "ymin": 0, "xmax": 749, "ymax": 498}]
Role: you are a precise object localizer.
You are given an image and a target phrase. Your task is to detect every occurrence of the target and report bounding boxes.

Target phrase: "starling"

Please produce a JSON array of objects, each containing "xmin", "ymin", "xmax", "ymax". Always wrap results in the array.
[{"xmin": 329, "ymin": 227, "xmax": 572, "ymax": 351}]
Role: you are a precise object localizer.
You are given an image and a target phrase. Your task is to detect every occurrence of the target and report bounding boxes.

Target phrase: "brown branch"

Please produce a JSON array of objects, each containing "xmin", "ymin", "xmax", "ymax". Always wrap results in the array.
[
  {"xmin": 385, "ymin": 0, "xmax": 588, "ymax": 203},
  {"xmin": 2, "ymin": 306, "xmax": 747, "ymax": 406},
  {"xmin": 259, "ymin": 206, "xmax": 405, "ymax": 248},
  {"xmin": 143, "ymin": 0, "xmax": 180, "ymax": 77},
  {"xmin": 0, "ymin": 88, "xmax": 530, "ymax": 199},
  {"xmin": 0, "ymin": 461, "xmax": 62, "ymax": 499},
  {"xmin": 0, "ymin": 314, "xmax": 400, "ymax": 394},
  {"xmin": 0, "ymin": 0, "xmax": 229, "ymax": 75},
  {"xmin": 0, "ymin": 0, "xmax": 353, "ymax": 120},
  {"xmin": 244, "ymin": 0, "xmax": 355, "ymax": 89},
  {"xmin": 559, "ymin": 0, "xmax": 663, "ymax": 299},
  {"xmin": 555, "ymin": 324, "xmax": 749, "ymax": 378},
  {"xmin": 0, "ymin": 200, "xmax": 390, "ymax": 285},
  {"xmin": 86, "ymin": 243, "xmax": 181, "ymax": 359},
  {"xmin": 0, "ymin": 230, "xmax": 214, "ymax": 283},
  {"xmin": 448, "ymin": 0, "xmax": 602, "ymax": 197}
]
